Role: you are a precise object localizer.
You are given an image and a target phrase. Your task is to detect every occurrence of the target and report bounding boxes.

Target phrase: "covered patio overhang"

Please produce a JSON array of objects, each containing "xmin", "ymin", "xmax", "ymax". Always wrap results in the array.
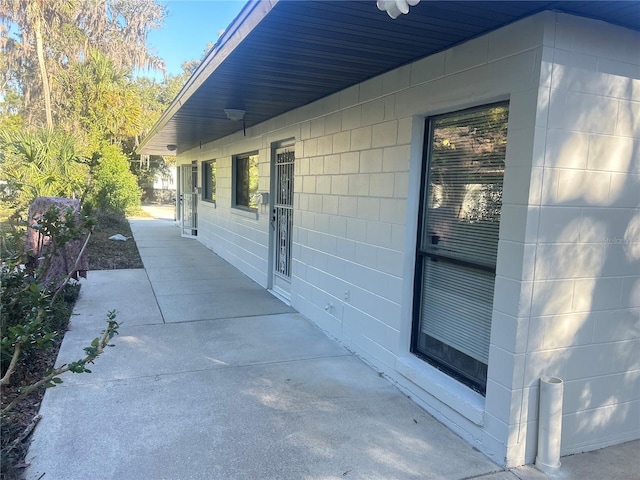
[{"xmin": 139, "ymin": 0, "xmax": 640, "ymax": 156}]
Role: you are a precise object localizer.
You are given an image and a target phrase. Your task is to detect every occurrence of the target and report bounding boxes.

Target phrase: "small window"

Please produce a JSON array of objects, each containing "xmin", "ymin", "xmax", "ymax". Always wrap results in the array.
[
  {"xmin": 233, "ymin": 152, "xmax": 259, "ymax": 210},
  {"xmin": 202, "ymin": 160, "xmax": 216, "ymax": 203}
]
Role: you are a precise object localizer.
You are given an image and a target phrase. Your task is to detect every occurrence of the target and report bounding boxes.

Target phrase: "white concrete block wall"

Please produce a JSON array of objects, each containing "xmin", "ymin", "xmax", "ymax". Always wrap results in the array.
[
  {"xmin": 292, "ymin": 102, "xmax": 410, "ymax": 372},
  {"xmin": 511, "ymin": 13, "xmax": 640, "ymax": 463},
  {"xmin": 172, "ymin": 11, "xmax": 638, "ymax": 468}
]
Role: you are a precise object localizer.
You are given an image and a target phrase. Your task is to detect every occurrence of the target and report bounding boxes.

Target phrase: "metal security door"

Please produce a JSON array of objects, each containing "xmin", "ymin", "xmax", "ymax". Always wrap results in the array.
[
  {"xmin": 180, "ymin": 163, "xmax": 198, "ymax": 237},
  {"xmin": 271, "ymin": 147, "xmax": 294, "ymax": 300}
]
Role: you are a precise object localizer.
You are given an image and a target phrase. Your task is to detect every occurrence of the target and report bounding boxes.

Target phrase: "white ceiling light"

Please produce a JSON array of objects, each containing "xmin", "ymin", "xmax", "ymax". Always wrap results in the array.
[
  {"xmin": 224, "ymin": 108, "xmax": 247, "ymax": 136},
  {"xmin": 224, "ymin": 108, "xmax": 246, "ymax": 121},
  {"xmin": 377, "ymin": 0, "xmax": 421, "ymax": 19}
]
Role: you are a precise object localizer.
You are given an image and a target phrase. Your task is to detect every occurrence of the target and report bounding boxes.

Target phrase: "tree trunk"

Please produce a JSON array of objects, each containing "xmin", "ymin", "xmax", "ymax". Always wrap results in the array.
[{"xmin": 34, "ymin": 14, "xmax": 53, "ymax": 129}]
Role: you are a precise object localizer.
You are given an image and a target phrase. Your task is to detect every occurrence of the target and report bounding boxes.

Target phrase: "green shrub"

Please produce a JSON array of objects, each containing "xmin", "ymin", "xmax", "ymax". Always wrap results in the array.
[
  {"xmin": 0, "ymin": 129, "xmax": 90, "ymax": 215},
  {"xmin": 0, "ymin": 206, "xmax": 90, "ymax": 377},
  {"xmin": 85, "ymin": 145, "xmax": 141, "ymax": 216}
]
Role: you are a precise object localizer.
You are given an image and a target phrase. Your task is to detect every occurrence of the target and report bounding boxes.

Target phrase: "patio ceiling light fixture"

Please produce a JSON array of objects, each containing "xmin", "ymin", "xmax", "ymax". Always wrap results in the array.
[
  {"xmin": 166, "ymin": 144, "xmax": 177, "ymax": 151},
  {"xmin": 377, "ymin": 0, "xmax": 421, "ymax": 19},
  {"xmin": 224, "ymin": 108, "xmax": 246, "ymax": 136}
]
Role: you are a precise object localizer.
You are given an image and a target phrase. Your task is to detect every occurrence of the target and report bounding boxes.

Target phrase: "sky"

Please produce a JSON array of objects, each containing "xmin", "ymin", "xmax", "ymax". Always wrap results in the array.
[{"xmin": 146, "ymin": 0, "xmax": 247, "ymax": 79}]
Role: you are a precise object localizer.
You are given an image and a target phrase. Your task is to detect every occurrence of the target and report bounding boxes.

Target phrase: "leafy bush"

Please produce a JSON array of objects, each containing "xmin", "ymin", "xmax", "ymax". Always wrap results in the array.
[
  {"xmin": 85, "ymin": 144, "xmax": 141, "ymax": 216},
  {"xmin": 0, "ymin": 206, "xmax": 93, "ymax": 380},
  {"xmin": 0, "ymin": 129, "xmax": 142, "ymax": 219},
  {"xmin": 0, "ymin": 261, "xmax": 56, "ymax": 376},
  {"xmin": 0, "ymin": 129, "xmax": 90, "ymax": 215},
  {"xmin": 1, "ymin": 205, "xmax": 119, "ymax": 479}
]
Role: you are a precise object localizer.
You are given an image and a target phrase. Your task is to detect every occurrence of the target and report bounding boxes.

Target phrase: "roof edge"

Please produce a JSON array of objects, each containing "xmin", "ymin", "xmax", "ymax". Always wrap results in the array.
[{"xmin": 138, "ymin": 0, "xmax": 278, "ymax": 155}]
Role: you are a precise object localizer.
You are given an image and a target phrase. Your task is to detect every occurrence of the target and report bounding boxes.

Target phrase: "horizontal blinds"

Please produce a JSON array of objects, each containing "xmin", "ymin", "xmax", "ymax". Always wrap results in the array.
[
  {"xmin": 420, "ymin": 259, "xmax": 494, "ymax": 363},
  {"xmin": 418, "ymin": 103, "xmax": 508, "ymax": 374},
  {"xmin": 422, "ymin": 106, "xmax": 507, "ymax": 269}
]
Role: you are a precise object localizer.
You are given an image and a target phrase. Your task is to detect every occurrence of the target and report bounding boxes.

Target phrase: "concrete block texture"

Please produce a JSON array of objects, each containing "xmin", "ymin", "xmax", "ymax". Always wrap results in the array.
[
  {"xmin": 521, "ymin": 11, "xmax": 640, "ymax": 460},
  {"xmin": 371, "ymin": 120, "xmax": 398, "ymax": 148}
]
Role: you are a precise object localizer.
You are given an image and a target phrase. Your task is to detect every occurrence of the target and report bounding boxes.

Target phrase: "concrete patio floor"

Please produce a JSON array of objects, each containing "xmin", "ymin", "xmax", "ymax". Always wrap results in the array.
[{"xmin": 25, "ymin": 206, "xmax": 639, "ymax": 479}]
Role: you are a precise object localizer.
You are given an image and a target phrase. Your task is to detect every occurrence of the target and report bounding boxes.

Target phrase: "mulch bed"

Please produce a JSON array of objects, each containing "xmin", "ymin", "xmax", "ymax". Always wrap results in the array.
[
  {"xmin": 1, "ymin": 337, "xmax": 67, "ymax": 479},
  {"xmin": 87, "ymin": 214, "xmax": 144, "ymax": 270}
]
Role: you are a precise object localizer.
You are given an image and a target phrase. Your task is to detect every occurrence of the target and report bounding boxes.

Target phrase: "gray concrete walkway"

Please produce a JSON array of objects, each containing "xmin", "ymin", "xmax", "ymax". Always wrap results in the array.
[{"xmin": 25, "ymin": 210, "xmax": 638, "ymax": 479}]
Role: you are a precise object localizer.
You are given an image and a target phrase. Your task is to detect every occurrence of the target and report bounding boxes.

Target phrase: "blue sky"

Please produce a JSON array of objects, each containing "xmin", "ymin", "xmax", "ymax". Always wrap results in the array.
[{"xmin": 146, "ymin": 0, "xmax": 247, "ymax": 79}]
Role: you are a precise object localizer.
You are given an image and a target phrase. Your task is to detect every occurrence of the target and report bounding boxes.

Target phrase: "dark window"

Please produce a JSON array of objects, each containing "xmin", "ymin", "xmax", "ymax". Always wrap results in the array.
[
  {"xmin": 202, "ymin": 160, "xmax": 216, "ymax": 203},
  {"xmin": 234, "ymin": 153, "xmax": 259, "ymax": 210},
  {"xmin": 412, "ymin": 102, "xmax": 509, "ymax": 395}
]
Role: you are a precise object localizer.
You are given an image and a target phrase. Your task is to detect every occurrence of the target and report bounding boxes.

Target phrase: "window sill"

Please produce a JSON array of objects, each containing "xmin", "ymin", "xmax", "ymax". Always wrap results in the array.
[
  {"xmin": 202, "ymin": 199, "xmax": 216, "ymax": 208},
  {"xmin": 231, "ymin": 207, "xmax": 258, "ymax": 220},
  {"xmin": 396, "ymin": 355, "xmax": 485, "ymax": 426}
]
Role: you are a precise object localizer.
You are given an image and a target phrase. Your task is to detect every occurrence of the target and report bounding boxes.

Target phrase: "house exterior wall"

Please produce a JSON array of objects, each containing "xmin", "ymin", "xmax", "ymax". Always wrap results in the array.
[
  {"xmin": 174, "ymin": 12, "xmax": 639, "ymax": 467},
  {"xmin": 505, "ymin": 13, "xmax": 640, "ymax": 465}
]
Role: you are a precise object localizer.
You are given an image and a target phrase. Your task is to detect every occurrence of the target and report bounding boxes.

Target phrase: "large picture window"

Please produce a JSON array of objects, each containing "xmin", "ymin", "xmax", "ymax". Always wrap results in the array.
[
  {"xmin": 233, "ymin": 153, "xmax": 259, "ymax": 210},
  {"xmin": 202, "ymin": 160, "xmax": 216, "ymax": 203},
  {"xmin": 412, "ymin": 102, "xmax": 509, "ymax": 394}
]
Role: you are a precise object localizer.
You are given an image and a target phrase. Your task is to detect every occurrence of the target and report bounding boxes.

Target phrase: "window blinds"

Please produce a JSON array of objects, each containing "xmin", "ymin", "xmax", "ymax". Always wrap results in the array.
[
  {"xmin": 417, "ymin": 103, "xmax": 508, "ymax": 382},
  {"xmin": 420, "ymin": 259, "xmax": 495, "ymax": 363}
]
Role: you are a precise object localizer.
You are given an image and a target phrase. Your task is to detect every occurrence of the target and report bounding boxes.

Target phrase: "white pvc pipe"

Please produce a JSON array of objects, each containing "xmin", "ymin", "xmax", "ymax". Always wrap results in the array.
[{"xmin": 536, "ymin": 376, "xmax": 564, "ymax": 474}]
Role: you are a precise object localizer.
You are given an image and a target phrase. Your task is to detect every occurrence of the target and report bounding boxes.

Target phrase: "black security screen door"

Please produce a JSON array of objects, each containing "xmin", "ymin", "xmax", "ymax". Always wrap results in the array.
[
  {"xmin": 273, "ymin": 149, "xmax": 294, "ymax": 279},
  {"xmin": 270, "ymin": 144, "xmax": 295, "ymax": 301},
  {"xmin": 180, "ymin": 162, "xmax": 198, "ymax": 237},
  {"xmin": 413, "ymin": 103, "xmax": 509, "ymax": 394}
]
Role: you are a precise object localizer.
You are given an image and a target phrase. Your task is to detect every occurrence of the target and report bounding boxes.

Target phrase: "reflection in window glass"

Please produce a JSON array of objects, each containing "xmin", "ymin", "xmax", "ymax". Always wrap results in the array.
[
  {"xmin": 203, "ymin": 160, "xmax": 216, "ymax": 202},
  {"xmin": 235, "ymin": 153, "xmax": 259, "ymax": 210}
]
